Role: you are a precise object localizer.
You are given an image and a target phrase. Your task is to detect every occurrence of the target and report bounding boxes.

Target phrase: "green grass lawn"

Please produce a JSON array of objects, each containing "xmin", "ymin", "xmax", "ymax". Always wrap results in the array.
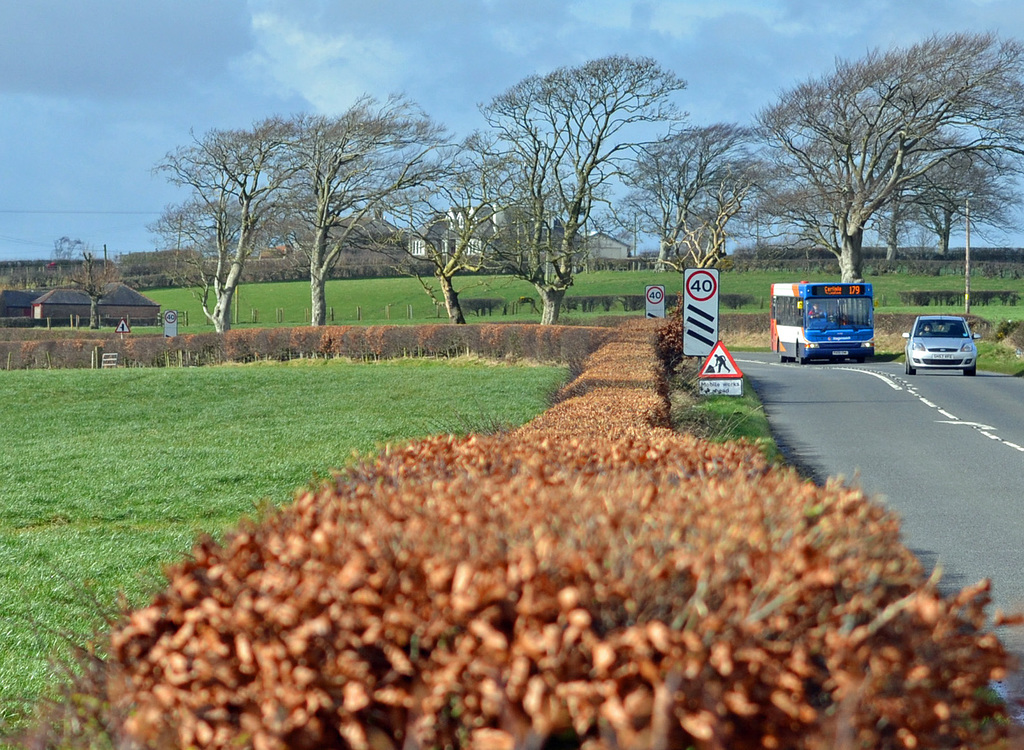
[
  {"xmin": 135, "ymin": 268, "xmax": 1024, "ymax": 334},
  {"xmin": 0, "ymin": 359, "xmax": 566, "ymax": 729}
]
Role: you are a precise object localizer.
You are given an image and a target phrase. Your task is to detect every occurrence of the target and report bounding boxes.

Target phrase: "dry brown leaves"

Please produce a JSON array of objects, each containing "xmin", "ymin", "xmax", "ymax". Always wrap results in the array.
[{"xmin": 105, "ymin": 319, "xmax": 1018, "ymax": 750}]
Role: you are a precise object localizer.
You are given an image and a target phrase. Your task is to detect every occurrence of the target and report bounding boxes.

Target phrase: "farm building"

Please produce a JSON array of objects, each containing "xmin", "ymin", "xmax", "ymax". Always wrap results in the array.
[
  {"xmin": 0, "ymin": 289, "xmax": 43, "ymax": 319},
  {"xmin": 0, "ymin": 284, "xmax": 160, "ymax": 326}
]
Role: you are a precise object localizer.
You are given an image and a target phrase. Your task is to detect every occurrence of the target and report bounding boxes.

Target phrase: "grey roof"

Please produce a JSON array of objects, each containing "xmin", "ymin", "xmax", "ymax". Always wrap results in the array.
[
  {"xmin": 29, "ymin": 284, "xmax": 159, "ymax": 308},
  {"xmin": 0, "ymin": 289, "xmax": 43, "ymax": 307},
  {"xmin": 98, "ymin": 283, "xmax": 159, "ymax": 307}
]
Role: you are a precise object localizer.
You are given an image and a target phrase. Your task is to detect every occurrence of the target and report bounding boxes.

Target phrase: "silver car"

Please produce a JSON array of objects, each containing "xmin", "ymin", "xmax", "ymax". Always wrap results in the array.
[{"xmin": 903, "ymin": 315, "xmax": 980, "ymax": 376}]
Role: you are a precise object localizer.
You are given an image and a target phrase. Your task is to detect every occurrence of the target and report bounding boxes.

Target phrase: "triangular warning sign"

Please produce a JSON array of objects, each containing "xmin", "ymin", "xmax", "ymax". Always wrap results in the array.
[
  {"xmin": 699, "ymin": 341, "xmax": 743, "ymax": 378},
  {"xmin": 115, "ymin": 318, "xmax": 131, "ymax": 334}
]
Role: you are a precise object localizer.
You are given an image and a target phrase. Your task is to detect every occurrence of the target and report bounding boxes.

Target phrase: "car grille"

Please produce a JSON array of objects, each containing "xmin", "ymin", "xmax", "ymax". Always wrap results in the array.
[{"xmin": 921, "ymin": 357, "xmax": 966, "ymax": 366}]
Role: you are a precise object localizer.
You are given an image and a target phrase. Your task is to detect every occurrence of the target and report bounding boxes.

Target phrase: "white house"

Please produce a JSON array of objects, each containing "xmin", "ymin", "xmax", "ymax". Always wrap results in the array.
[{"xmin": 582, "ymin": 231, "xmax": 631, "ymax": 259}]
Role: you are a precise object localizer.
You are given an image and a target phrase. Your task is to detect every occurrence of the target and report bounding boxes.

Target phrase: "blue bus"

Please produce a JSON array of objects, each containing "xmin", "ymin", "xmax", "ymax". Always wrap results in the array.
[{"xmin": 770, "ymin": 282, "xmax": 874, "ymax": 364}]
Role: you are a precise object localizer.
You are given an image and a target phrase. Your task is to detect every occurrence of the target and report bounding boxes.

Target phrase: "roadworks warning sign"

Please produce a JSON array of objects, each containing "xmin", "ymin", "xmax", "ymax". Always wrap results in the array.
[{"xmin": 698, "ymin": 341, "xmax": 743, "ymax": 378}]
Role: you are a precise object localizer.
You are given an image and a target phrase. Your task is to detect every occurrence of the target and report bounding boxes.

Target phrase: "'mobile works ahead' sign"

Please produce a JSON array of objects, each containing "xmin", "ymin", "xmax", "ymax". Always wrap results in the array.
[{"xmin": 698, "ymin": 341, "xmax": 743, "ymax": 396}]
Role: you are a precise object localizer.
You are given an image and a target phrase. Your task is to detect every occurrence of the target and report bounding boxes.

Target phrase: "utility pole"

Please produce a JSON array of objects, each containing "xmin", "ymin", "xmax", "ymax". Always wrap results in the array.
[{"xmin": 965, "ymin": 199, "xmax": 971, "ymax": 314}]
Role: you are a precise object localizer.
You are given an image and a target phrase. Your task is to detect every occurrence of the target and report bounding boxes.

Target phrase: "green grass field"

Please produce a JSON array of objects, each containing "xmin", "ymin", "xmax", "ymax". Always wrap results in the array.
[
  {"xmin": 135, "ymin": 269, "xmax": 1024, "ymax": 333},
  {"xmin": 0, "ymin": 359, "xmax": 566, "ymax": 729}
]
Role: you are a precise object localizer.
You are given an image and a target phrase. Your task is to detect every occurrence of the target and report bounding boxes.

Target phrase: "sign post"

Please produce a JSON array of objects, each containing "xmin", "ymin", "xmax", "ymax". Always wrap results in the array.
[
  {"xmin": 683, "ymin": 268, "xmax": 720, "ymax": 357},
  {"xmin": 644, "ymin": 285, "xmax": 665, "ymax": 318}
]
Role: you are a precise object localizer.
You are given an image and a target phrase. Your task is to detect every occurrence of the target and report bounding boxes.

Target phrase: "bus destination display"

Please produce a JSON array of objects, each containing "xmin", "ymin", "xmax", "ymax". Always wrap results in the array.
[{"xmin": 809, "ymin": 284, "xmax": 867, "ymax": 297}]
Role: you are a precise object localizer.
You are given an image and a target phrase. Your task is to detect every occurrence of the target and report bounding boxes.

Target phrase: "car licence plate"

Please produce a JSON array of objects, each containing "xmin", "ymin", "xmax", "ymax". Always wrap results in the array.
[{"xmin": 932, "ymin": 353, "xmax": 956, "ymax": 359}]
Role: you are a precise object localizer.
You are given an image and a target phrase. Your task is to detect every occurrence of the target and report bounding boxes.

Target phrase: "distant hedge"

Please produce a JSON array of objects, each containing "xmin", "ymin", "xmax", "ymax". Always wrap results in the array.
[
  {"xmin": 898, "ymin": 289, "xmax": 1020, "ymax": 306},
  {"xmin": 0, "ymin": 323, "xmax": 613, "ymax": 372}
]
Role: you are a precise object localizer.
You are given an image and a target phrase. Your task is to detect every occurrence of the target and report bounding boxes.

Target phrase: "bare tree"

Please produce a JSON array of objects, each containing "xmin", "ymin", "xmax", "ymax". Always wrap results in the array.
[
  {"xmin": 154, "ymin": 117, "xmax": 295, "ymax": 332},
  {"xmin": 908, "ymin": 151, "xmax": 1022, "ymax": 253},
  {"xmin": 52, "ymin": 236, "xmax": 84, "ymax": 262},
  {"xmin": 621, "ymin": 124, "xmax": 757, "ymax": 271},
  {"xmin": 757, "ymin": 32, "xmax": 1024, "ymax": 281},
  {"xmin": 483, "ymin": 55, "xmax": 685, "ymax": 324},
  {"xmin": 390, "ymin": 133, "xmax": 512, "ymax": 324},
  {"xmin": 70, "ymin": 246, "xmax": 119, "ymax": 329},
  {"xmin": 282, "ymin": 96, "xmax": 449, "ymax": 326}
]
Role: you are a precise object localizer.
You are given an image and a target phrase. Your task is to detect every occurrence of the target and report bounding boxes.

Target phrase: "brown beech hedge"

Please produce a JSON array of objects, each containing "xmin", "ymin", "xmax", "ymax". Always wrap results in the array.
[{"xmin": 25, "ymin": 319, "xmax": 1022, "ymax": 749}]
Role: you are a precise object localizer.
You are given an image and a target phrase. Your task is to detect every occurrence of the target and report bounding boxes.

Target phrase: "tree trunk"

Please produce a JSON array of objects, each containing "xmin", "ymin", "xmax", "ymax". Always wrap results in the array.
[
  {"xmin": 656, "ymin": 238, "xmax": 672, "ymax": 271},
  {"xmin": 537, "ymin": 286, "xmax": 566, "ymax": 325},
  {"xmin": 89, "ymin": 298, "xmax": 99, "ymax": 329},
  {"xmin": 211, "ymin": 291, "xmax": 232, "ymax": 333},
  {"xmin": 886, "ymin": 214, "xmax": 898, "ymax": 261},
  {"xmin": 310, "ymin": 264, "xmax": 327, "ymax": 327},
  {"xmin": 439, "ymin": 275, "xmax": 466, "ymax": 324},
  {"xmin": 839, "ymin": 228, "xmax": 865, "ymax": 282},
  {"xmin": 938, "ymin": 209, "xmax": 953, "ymax": 255}
]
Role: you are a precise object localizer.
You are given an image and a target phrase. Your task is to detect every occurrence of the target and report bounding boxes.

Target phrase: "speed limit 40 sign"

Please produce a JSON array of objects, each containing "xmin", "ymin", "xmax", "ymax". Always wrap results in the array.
[
  {"xmin": 163, "ymin": 309, "xmax": 179, "ymax": 338},
  {"xmin": 683, "ymin": 268, "xmax": 720, "ymax": 357},
  {"xmin": 645, "ymin": 285, "xmax": 665, "ymax": 318}
]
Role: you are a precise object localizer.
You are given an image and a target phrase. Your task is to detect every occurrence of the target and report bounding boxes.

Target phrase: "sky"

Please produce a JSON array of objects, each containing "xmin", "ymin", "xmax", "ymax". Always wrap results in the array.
[{"xmin": 3, "ymin": 0, "xmax": 1024, "ymax": 262}]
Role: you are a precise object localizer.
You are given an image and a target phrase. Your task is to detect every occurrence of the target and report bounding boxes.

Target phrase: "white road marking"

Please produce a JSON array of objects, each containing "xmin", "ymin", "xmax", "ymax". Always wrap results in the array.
[
  {"xmin": 832, "ymin": 366, "xmax": 903, "ymax": 390},
  {"xmin": 936, "ymin": 420, "xmax": 995, "ymax": 430}
]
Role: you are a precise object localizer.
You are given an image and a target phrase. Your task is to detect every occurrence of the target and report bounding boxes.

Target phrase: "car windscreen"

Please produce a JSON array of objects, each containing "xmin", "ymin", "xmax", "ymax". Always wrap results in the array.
[{"xmin": 915, "ymin": 320, "xmax": 967, "ymax": 337}]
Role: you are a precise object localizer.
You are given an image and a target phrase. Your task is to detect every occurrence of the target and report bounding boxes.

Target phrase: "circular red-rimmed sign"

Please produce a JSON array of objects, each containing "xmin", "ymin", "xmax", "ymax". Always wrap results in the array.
[
  {"xmin": 164, "ymin": 310, "xmax": 178, "ymax": 324},
  {"xmin": 645, "ymin": 285, "xmax": 664, "ymax": 305},
  {"xmin": 686, "ymin": 269, "xmax": 718, "ymax": 302}
]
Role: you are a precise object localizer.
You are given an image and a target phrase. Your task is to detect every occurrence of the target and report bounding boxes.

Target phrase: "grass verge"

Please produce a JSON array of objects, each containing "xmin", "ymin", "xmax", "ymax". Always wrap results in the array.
[{"xmin": 668, "ymin": 360, "xmax": 782, "ymax": 465}]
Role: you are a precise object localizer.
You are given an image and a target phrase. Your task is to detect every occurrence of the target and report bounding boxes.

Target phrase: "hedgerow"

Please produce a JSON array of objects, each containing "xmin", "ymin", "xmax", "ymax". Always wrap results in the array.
[
  {"xmin": 15, "ymin": 319, "xmax": 1022, "ymax": 749},
  {"xmin": 0, "ymin": 324, "xmax": 612, "ymax": 370}
]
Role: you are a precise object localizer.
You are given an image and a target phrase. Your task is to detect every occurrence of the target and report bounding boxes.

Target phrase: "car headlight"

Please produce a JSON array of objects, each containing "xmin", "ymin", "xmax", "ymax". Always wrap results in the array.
[
  {"xmin": 960, "ymin": 342, "xmax": 975, "ymax": 352},
  {"xmin": 912, "ymin": 342, "xmax": 926, "ymax": 351}
]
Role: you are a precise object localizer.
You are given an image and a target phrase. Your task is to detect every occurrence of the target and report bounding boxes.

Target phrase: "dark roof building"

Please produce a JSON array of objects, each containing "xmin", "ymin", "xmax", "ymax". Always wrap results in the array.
[{"xmin": 4, "ymin": 284, "xmax": 162, "ymax": 326}]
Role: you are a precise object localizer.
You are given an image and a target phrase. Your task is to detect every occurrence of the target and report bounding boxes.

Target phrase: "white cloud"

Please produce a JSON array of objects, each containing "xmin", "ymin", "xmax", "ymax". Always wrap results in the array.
[{"xmin": 238, "ymin": 11, "xmax": 408, "ymax": 113}]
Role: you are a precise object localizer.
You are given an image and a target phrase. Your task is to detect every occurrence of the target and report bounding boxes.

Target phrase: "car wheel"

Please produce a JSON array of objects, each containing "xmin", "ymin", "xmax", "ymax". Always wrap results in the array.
[
  {"xmin": 964, "ymin": 366, "xmax": 977, "ymax": 376},
  {"xmin": 905, "ymin": 359, "xmax": 916, "ymax": 375}
]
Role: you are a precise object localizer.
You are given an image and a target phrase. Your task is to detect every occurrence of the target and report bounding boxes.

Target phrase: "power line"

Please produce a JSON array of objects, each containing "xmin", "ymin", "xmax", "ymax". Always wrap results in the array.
[{"xmin": 0, "ymin": 210, "xmax": 161, "ymax": 215}]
